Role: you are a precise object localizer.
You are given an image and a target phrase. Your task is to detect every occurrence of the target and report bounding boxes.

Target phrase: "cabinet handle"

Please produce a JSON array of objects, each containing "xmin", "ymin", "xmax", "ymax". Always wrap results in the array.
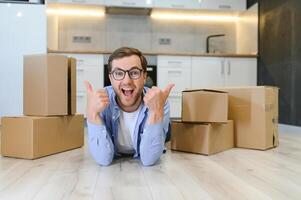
[
  {"xmin": 171, "ymin": 4, "xmax": 185, "ymax": 8},
  {"xmin": 227, "ymin": 61, "xmax": 231, "ymax": 75},
  {"xmin": 221, "ymin": 60, "xmax": 225, "ymax": 75},
  {"xmin": 77, "ymin": 59, "xmax": 84, "ymax": 64},
  {"xmin": 218, "ymin": 4, "xmax": 231, "ymax": 9},
  {"xmin": 168, "ymin": 61, "xmax": 182, "ymax": 64},
  {"xmin": 72, "ymin": 0, "xmax": 85, "ymax": 3},
  {"xmin": 122, "ymin": 1, "xmax": 136, "ymax": 6}
]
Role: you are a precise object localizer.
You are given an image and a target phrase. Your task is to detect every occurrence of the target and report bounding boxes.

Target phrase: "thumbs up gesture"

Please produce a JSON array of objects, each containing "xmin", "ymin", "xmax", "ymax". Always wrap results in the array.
[
  {"xmin": 143, "ymin": 83, "xmax": 175, "ymax": 124},
  {"xmin": 84, "ymin": 81, "xmax": 110, "ymax": 124}
]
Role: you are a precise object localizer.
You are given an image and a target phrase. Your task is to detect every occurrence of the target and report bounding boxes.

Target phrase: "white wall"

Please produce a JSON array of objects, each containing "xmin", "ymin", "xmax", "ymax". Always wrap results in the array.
[
  {"xmin": 0, "ymin": 4, "xmax": 47, "ymax": 117},
  {"xmin": 236, "ymin": 3, "xmax": 258, "ymax": 54}
]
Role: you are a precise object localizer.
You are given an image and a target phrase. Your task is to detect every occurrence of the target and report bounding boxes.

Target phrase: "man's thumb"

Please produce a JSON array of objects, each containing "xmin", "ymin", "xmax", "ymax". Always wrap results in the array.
[
  {"xmin": 84, "ymin": 80, "xmax": 93, "ymax": 93},
  {"xmin": 163, "ymin": 83, "xmax": 175, "ymax": 97}
]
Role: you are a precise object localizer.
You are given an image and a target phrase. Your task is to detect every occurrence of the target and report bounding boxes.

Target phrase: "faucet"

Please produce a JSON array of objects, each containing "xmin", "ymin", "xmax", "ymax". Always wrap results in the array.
[{"xmin": 206, "ymin": 34, "xmax": 225, "ymax": 53}]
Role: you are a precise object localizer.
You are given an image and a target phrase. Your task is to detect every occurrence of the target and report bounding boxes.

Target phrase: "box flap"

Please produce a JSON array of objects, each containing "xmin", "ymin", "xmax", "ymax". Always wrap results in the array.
[{"xmin": 183, "ymin": 89, "xmax": 228, "ymax": 93}]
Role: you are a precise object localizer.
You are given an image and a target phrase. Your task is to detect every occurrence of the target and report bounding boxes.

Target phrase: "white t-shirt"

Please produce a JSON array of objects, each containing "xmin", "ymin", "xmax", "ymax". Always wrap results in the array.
[{"xmin": 117, "ymin": 105, "xmax": 142, "ymax": 154}]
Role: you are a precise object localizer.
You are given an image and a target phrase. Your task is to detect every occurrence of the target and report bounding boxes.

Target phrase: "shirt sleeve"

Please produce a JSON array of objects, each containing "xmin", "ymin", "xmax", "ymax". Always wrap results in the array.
[
  {"xmin": 87, "ymin": 121, "xmax": 115, "ymax": 166},
  {"xmin": 139, "ymin": 101, "xmax": 170, "ymax": 166}
]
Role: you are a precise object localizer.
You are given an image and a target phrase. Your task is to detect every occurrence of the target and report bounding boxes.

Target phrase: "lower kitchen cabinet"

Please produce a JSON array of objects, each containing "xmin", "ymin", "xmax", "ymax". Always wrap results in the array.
[
  {"xmin": 168, "ymin": 94, "xmax": 182, "ymax": 118},
  {"xmin": 191, "ymin": 56, "xmax": 257, "ymax": 88},
  {"xmin": 191, "ymin": 57, "xmax": 225, "ymax": 88},
  {"xmin": 224, "ymin": 57, "xmax": 257, "ymax": 86},
  {"xmin": 158, "ymin": 55, "xmax": 257, "ymax": 118},
  {"xmin": 157, "ymin": 56, "xmax": 192, "ymax": 118}
]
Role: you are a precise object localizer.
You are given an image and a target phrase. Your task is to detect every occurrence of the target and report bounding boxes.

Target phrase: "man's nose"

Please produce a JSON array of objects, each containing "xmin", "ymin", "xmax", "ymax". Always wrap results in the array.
[{"xmin": 122, "ymin": 72, "xmax": 132, "ymax": 83}]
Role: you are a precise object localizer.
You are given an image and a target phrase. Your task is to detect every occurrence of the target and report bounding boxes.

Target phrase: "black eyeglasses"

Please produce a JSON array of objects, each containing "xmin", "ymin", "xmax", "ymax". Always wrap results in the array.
[{"xmin": 109, "ymin": 67, "xmax": 145, "ymax": 81}]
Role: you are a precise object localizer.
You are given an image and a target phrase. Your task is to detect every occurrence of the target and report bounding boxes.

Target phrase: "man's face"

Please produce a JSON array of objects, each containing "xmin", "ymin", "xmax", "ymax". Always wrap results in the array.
[{"xmin": 109, "ymin": 55, "xmax": 146, "ymax": 112}]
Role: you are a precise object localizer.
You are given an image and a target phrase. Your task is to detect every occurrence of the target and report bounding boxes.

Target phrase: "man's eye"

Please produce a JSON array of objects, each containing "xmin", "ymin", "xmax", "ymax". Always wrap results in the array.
[
  {"xmin": 130, "ymin": 70, "xmax": 140, "ymax": 76},
  {"xmin": 114, "ymin": 71, "xmax": 124, "ymax": 77}
]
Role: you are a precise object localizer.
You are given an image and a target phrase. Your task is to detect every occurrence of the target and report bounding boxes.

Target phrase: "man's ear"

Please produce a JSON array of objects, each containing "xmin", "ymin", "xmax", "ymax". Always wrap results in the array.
[{"xmin": 109, "ymin": 73, "xmax": 113, "ymax": 84}]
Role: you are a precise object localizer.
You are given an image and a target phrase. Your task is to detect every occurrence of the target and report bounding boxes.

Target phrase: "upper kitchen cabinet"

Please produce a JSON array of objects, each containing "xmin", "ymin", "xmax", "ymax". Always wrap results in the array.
[
  {"xmin": 153, "ymin": 0, "xmax": 200, "ymax": 10},
  {"xmin": 104, "ymin": 0, "xmax": 152, "ymax": 8},
  {"xmin": 200, "ymin": 0, "xmax": 246, "ymax": 11},
  {"xmin": 47, "ymin": 0, "xmax": 105, "ymax": 5}
]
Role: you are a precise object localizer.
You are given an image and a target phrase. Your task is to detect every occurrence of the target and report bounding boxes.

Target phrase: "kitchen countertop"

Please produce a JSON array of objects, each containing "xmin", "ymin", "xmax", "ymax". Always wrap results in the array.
[{"xmin": 48, "ymin": 49, "xmax": 258, "ymax": 58}]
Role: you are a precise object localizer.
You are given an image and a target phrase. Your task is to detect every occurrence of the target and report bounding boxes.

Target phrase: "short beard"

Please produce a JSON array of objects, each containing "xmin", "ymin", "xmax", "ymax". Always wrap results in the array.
[{"xmin": 116, "ymin": 91, "xmax": 143, "ymax": 112}]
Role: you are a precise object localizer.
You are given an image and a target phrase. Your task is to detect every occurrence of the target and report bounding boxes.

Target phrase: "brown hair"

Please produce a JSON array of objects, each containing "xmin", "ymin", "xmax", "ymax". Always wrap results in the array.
[{"xmin": 108, "ymin": 47, "xmax": 147, "ymax": 72}]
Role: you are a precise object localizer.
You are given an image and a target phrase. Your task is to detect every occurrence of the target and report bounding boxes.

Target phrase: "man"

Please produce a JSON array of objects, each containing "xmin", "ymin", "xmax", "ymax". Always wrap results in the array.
[{"xmin": 85, "ymin": 47, "xmax": 174, "ymax": 166}]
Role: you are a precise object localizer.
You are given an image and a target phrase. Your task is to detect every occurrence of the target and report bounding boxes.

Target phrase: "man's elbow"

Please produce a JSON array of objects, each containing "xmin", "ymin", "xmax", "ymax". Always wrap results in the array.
[
  {"xmin": 95, "ymin": 156, "xmax": 113, "ymax": 166},
  {"xmin": 140, "ymin": 152, "xmax": 162, "ymax": 166},
  {"xmin": 141, "ymin": 157, "xmax": 159, "ymax": 166}
]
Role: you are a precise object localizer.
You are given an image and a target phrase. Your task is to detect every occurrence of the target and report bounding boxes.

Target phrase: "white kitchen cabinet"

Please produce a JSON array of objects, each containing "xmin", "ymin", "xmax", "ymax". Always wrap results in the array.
[
  {"xmin": 157, "ymin": 56, "xmax": 191, "ymax": 118},
  {"xmin": 157, "ymin": 56, "xmax": 192, "ymax": 94},
  {"xmin": 224, "ymin": 57, "xmax": 257, "ymax": 86},
  {"xmin": 168, "ymin": 94, "xmax": 182, "ymax": 119},
  {"xmin": 61, "ymin": 54, "xmax": 104, "ymax": 116},
  {"xmin": 47, "ymin": 0, "xmax": 104, "ymax": 5},
  {"xmin": 191, "ymin": 57, "xmax": 225, "ymax": 88},
  {"xmin": 153, "ymin": 0, "xmax": 200, "ymax": 10},
  {"xmin": 105, "ymin": 0, "xmax": 152, "ymax": 8},
  {"xmin": 191, "ymin": 56, "xmax": 257, "ymax": 88},
  {"xmin": 200, "ymin": 0, "xmax": 246, "ymax": 11}
]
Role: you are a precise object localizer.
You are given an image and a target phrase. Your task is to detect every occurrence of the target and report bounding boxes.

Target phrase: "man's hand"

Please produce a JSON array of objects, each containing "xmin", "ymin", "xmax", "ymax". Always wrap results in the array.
[
  {"xmin": 84, "ymin": 81, "xmax": 110, "ymax": 125},
  {"xmin": 143, "ymin": 83, "xmax": 175, "ymax": 124}
]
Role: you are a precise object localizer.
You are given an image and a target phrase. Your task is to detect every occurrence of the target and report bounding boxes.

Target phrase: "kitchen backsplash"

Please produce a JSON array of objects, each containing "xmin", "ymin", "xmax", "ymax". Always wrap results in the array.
[
  {"xmin": 48, "ymin": 5, "xmax": 258, "ymax": 54},
  {"xmin": 49, "ymin": 14, "xmax": 235, "ymax": 53}
]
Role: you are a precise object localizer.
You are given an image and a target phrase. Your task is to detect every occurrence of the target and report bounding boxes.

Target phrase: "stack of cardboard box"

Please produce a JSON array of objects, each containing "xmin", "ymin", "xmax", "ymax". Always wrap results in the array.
[
  {"xmin": 1, "ymin": 54, "xmax": 84, "ymax": 159},
  {"xmin": 171, "ymin": 89, "xmax": 234, "ymax": 155},
  {"xmin": 171, "ymin": 86, "xmax": 279, "ymax": 156}
]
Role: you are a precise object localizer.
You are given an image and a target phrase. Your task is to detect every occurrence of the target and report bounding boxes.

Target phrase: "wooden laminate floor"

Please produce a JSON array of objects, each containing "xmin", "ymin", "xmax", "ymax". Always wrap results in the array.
[{"xmin": 0, "ymin": 128, "xmax": 301, "ymax": 200}]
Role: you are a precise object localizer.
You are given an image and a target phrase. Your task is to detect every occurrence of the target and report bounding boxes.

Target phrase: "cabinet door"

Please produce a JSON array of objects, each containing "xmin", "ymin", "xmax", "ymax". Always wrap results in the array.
[
  {"xmin": 77, "ymin": 66, "xmax": 103, "ymax": 92},
  {"xmin": 153, "ymin": 0, "xmax": 200, "ymax": 10},
  {"xmin": 105, "ymin": 0, "xmax": 152, "ymax": 8},
  {"xmin": 168, "ymin": 94, "xmax": 182, "ymax": 118},
  {"xmin": 225, "ymin": 57, "xmax": 257, "ymax": 86},
  {"xmin": 200, "ymin": 0, "xmax": 246, "ymax": 11},
  {"xmin": 76, "ymin": 92, "xmax": 87, "ymax": 116},
  {"xmin": 48, "ymin": 0, "xmax": 105, "ymax": 5},
  {"xmin": 157, "ymin": 56, "xmax": 191, "ymax": 95},
  {"xmin": 191, "ymin": 57, "xmax": 225, "ymax": 88},
  {"xmin": 68, "ymin": 54, "xmax": 103, "ymax": 67}
]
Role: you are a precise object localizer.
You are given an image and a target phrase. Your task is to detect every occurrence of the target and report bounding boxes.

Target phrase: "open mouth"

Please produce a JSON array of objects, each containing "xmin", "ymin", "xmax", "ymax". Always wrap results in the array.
[{"xmin": 121, "ymin": 88, "xmax": 134, "ymax": 97}]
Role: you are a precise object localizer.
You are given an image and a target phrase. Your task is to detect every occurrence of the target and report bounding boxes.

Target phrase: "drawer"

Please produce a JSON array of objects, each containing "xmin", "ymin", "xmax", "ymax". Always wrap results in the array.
[
  {"xmin": 65, "ymin": 54, "xmax": 103, "ymax": 67},
  {"xmin": 77, "ymin": 66, "xmax": 103, "ymax": 92},
  {"xmin": 157, "ymin": 68, "xmax": 191, "ymax": 95},
  {"xmin": 157, "ymin": 56, "xmax": 191, "ymax": 68},
  {"xmin": 76, "ymin": 92, "xmax": 86, "ymax": 116}
]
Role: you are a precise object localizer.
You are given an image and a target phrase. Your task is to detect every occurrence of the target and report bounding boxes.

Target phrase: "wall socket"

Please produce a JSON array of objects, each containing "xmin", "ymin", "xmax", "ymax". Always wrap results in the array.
[
  {"xmin": 73, "ymin": 36, "xmax": 92, "ymax": 43},
  {"xmin": 159, "ymin": 38, "xmax": 171, "ymax": 45}
]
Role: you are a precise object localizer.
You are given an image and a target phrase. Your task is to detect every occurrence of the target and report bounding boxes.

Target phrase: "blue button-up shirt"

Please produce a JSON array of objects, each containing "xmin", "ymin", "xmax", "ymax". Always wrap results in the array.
[{"xmin": 87, "ymin": 86, "xmax": 170, "ymax": 166}]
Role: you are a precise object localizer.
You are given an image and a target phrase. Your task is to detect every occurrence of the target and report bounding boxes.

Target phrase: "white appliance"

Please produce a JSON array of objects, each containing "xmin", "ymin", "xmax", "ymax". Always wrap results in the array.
[{"xmin": 0, "ymin": 3, "xmax": 47, "ymax": 117}]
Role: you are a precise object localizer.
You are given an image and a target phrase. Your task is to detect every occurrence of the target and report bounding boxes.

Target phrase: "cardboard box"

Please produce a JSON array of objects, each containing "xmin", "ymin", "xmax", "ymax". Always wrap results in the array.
[
  {"xmin": 1, "ymin": 115, "xmax": 84, "ymax": 159},
  {"xmin": 171, "ymin": 120, "xmax": 234, "ymax": 155},
  {"xmin": 68, "ymin": 58, "xmax": 76, "ymax": 115},
  {"xmin": 215, "ymin": 86, "xmax": 279, "ymax": 150},
  {"xmin": 23, "ymin": 54, "xmax": 76, "ymax": 116},
  {"xmin": 182, "ymin": 89, "xmax": 228, "ymax": 123}
]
